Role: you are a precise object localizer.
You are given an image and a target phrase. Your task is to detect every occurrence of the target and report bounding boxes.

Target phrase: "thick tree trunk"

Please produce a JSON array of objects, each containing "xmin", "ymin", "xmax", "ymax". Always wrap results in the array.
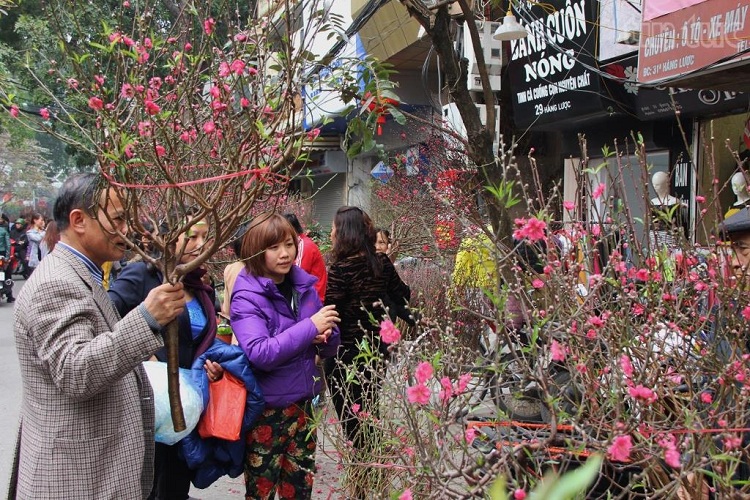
[{"xmin": 164, "ymin": 320, "xmax": 186, "ymax": 432}]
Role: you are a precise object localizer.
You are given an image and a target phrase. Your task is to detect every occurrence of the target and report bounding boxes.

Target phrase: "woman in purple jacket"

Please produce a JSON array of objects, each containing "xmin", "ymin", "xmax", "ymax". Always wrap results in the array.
[{"xmin": 230, "ymin": 213, "xmax": 340, "ymax": 500}]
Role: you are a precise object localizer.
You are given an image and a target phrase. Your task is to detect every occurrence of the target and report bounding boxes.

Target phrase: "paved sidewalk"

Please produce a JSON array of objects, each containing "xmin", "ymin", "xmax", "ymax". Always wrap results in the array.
[{"xmin": 189, "ymin": 400, "xmax": 496, "ymax": 499}]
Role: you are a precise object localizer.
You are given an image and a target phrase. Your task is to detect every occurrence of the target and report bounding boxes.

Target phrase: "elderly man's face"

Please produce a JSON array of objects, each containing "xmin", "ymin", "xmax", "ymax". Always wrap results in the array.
[{"xmin": 79, "ymin": 189, "xmax": 129, "ymax": 267}]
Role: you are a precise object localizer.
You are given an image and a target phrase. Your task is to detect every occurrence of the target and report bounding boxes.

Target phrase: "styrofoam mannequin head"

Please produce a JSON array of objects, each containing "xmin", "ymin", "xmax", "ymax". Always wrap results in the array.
[
  {"xmin": 651, "ymin": 171, "xmax": 669, "ymax": 199},
  {"xmin": 732, "ymin": 172, "xmax": 748, "ymax": 196},
  {"xmin": 731, "ymin": 172, "xmax": 750, "ymax": 203}
]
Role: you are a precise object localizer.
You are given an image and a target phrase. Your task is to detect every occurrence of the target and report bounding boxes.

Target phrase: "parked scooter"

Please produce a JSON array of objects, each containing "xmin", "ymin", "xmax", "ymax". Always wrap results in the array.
[{"xmin": 0, "ymin": 255, "xmax": 15, "ymax": 303}]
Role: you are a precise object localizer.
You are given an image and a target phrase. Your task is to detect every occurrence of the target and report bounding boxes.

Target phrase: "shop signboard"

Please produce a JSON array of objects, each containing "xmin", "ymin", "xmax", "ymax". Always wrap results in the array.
[
  {"xmin": 608, "ymin": 55, "xmax": 750, "ymax": 119},
  {"xmin": 507, "ymin": 0, "xmax": 601, "ymax": 129},
  {"xmin": 636, "ymin": 86, "xmax": 748, "ymax": 119},
  {"xmin": 638, "ymin": 0, "xmax": 750, "ymax": 85}
]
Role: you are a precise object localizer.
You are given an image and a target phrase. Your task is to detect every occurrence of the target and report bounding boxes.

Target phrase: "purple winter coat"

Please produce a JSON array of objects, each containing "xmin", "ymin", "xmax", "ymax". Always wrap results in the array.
[{"xmin": 230, "ymin": 265, "xmax": 340, "ymax": 408}]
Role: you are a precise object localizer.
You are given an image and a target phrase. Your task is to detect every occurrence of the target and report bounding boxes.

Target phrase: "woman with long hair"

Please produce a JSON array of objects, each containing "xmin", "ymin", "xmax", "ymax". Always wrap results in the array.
[
  {"xmin": 108, "ymin": 216, "xmax": 222, "ymax": 500},
  {"xmin": 40, "ymin": 220, "xmax": 60, "ymax": 259},
  {"xmin": 324, "ymin": 206, "xmax": 411, "ymax": 494},
  {"xmin": 25, "ymin": 213, "xmax": 45, "ymax": 275},
  {"xmin": 230, "ymin": 212, "xmax": 340, "ymax": 499}
]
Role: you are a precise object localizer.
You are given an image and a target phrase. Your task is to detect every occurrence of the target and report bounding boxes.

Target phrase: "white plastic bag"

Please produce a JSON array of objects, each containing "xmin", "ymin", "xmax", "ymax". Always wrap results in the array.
[{"xmin": 143, "ymin": 361, "xmax": 204, "ymax": 445}]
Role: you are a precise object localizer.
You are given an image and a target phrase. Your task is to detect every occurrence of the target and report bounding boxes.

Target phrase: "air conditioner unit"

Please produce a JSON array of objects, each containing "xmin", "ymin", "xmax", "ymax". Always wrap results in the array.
[
  {"xmin": 459, "ymin": 22, "xmax": 504, "ymax": 76},
  {"xmin": 468, "ymin": 73, "xmax": 502, "ymax": 92}
]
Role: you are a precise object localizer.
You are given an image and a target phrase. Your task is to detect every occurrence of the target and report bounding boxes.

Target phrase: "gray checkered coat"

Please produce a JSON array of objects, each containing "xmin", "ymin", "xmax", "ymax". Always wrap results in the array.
[{"xmin": 12, "ymin": 246, "xmax": 163, "ymax": 499}]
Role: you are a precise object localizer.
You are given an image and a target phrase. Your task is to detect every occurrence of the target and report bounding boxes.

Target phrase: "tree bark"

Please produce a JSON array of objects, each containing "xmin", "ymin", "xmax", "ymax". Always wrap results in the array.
[{"xmin": 164, "ymin": 320, "xmax": 186, "ymax": 432}]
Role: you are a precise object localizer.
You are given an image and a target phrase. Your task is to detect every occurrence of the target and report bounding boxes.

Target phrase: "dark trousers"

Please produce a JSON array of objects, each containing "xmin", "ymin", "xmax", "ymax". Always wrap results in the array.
[
  {"xmin": 326, "ymin": 353, "xmax": 382, "ymax": 451},
  {"xmin": 148, "ymin": 442, "xmax": 191, "ymax": 500}
]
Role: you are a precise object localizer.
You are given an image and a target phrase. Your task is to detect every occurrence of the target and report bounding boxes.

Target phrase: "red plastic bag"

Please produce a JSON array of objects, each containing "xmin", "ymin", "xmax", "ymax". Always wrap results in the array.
[{"xmin": 197, "ymin": 371, "xmax": 247, "ymax": 441}]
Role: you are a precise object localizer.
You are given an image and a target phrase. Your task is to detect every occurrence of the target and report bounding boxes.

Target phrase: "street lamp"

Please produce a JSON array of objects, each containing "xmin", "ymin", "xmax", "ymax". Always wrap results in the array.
[{"xmin": 492, "ymin": 7, "xmax": 528, "ymax": 41}]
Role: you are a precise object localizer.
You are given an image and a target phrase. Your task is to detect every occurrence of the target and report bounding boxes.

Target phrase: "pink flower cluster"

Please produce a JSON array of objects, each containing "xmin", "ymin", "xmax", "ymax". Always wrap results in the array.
[
  {"xmin": 628, "ymin": 384, "xmax": 657, "ymax": 404},
  {"xmin": 379, "ymin": 320, "xmax": 401, "ymax": 344},
  {"xmin": 658, "ymin": 434, "xmax": 681, "ymax": 468},
  {"xmin": 512, "ymin": 217, "xmax": 547, "ymax": 242},
  {"xmin": 608, "ymin": 434, "xmax": 632, "ymax": 462}
]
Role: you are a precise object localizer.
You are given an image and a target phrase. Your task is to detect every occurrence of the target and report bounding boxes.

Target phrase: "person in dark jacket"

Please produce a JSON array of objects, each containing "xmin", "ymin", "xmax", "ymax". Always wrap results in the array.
[
  {"xmin": 324, "ymin": 206, "xmax": 411, "ymax": 497},
  {"xmin": 0, "ymin": 214, "xmax": 13, "ymax": 302},
  {"xmin": 10, "ymin": 218, "xmax": 28, "ymax": 278},
  {"xmin": 108, "ymin": 216, "xmax": 222, "ymax": 500},
  {"xmin": 230, "ymin": 212, "xmax": 340, "ymax": 500}
]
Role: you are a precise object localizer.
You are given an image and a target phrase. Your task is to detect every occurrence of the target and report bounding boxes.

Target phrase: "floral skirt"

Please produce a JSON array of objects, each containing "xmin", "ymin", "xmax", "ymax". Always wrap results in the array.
[{"xmin": 244, "ymin": 402, "xmax": 316, "ymax": 500}]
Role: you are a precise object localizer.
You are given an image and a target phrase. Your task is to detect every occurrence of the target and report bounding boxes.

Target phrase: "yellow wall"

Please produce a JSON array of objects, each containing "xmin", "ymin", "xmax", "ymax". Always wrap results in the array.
[{"xmin": 357, "ymin": 1, "xmax": 422, "ymax": 61}]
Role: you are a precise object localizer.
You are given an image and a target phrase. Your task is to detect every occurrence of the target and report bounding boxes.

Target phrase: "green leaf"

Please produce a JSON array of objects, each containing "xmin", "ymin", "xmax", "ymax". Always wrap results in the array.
[
  {"xmin": 529, "ymin": 454, "xmax": 603, "ymax": 500},
  {"xmin": 389, "ymin": 107, "xmax": 406, "ymax": 125},
  {"xmin": 488, "ymin": 475, "xmax": 509, "ymax": 500}
]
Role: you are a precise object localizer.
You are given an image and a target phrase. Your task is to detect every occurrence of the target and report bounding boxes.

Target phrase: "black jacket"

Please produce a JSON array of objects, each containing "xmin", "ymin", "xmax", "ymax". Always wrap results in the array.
[{"xmin": 108, "ymin": 262, "xmax": 217, "ymax": 368}]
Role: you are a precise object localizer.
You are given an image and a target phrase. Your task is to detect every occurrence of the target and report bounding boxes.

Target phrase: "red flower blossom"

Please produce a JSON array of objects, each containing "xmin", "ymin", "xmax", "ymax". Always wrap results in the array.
[
  {"xmin": 144, "ymin": 100, "xmax": 160, "ymax": 115},
  {"xmin": 88, "ymin": 96, "xmax": 104, "ymax": 110}
]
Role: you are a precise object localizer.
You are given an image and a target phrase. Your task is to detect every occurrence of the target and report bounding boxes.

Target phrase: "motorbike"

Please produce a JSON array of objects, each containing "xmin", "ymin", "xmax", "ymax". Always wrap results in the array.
[
  {"xmin": 0, "ymin": 255, "xmax": 15, "ymax": 303},
  {"xmin": 8, "ymin": 238, "xmax": 28, "ymax": 279}
]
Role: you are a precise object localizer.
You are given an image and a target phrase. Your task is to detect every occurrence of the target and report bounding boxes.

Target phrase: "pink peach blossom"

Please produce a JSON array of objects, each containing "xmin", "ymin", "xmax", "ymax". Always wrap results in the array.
[
  {"xmin": 512, "ymin": 217, "xmax": 547, "ymax": 242},
  {"xmin": 550, "ymin": 339, "xmax": 566, "ymax": 362},
  {"xmin": 120, "ymin": 84, "xmax": 135, "ymax": 98},
  {"xmin": 203, "ymin": 18, "xmax": 215, "ymax": 35},
  {"xmin": 379, "ymin": 320, "xmax": 401, "ymax": 344},
  {"xmin": 406, "ymin": 384, "xmax": 430, "ymax": 405},
  {"xmin": 438, "ymin": 376, "xmax": 453, "ymax": 401},
  {"xmin": 629, "ymin": 385, "xmax": 657, "ymax": 403},
  {"xmin": 608, "ymin": 434, "xmax": 632, "ymax": 462},
  {"xmin": 620, "ymin": 355, "xmax": 633, "ymax": 378},
  {"xmin": 415, "ymin": 362, "xmax": 433, "ymax": 384}
]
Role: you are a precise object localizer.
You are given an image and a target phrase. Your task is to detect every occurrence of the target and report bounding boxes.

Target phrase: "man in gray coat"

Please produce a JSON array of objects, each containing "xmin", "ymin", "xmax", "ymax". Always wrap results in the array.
[{"xmin": 11, "ymin": 173, "xmax": 186, "ymax": 499}]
